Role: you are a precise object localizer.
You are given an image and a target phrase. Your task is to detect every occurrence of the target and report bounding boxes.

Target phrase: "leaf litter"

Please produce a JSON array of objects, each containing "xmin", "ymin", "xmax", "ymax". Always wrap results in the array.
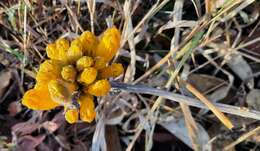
[{"xmin": 0, "ymin": 0, "xmax": 260, "ymax": 151}]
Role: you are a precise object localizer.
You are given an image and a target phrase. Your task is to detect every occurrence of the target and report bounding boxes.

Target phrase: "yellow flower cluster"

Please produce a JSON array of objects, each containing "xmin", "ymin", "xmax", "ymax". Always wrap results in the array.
[{"xmin": 22, "ymin": 27, "xmax": 124, "ymax": 124}]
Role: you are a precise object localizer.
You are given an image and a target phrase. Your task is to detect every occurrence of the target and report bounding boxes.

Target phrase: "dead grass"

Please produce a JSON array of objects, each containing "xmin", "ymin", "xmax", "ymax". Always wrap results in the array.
[{"xmin": 0, "ymin": 0, "xmax": 260, "ymax": 151}]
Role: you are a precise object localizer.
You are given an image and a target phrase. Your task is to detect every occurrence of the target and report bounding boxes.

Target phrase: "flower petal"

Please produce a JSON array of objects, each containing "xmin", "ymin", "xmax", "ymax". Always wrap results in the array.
[
  {"xmin": 93, "ymin": 57, "xmax": 107, "ymax": 70},
  {"xmin": 95, "ymin": 27, "xmax": 121, "ymax": 62},
  {"xmin": 35, "ymin": 60, "xmax": 63, "ymax": 89},
  {"xmin": 79, "ymin": 31, "xmax": 98, "ymax": 56},
  {"xmin": 79, "ymin": 94, "xmax": 95, "ymax": 122},
  {"xmin": 56, "ymin": 38, "xmax": 70, "ymax": 53},
  {"xmin": 22, "ymin": 88, "xmax": 59, "ymax": 110},
  {"xmin": 65, "ymin": 109, "xmax": 79, "ymax": 124},
  {"xmin": 48, "ymin": 80, "xmax": 78, "ymax": 106},
  {"xmin": 46, "ymin": 38, "xmax": 69, "ymax": 62},
  {"xmin": 86, "ymin": 79, "xmax": 111, "ymax": 96},
  {"xmin": 98, "ymin": 63, "xmax": 124, "ymax": 79},
  {"xmin": 67, "ymin": 40, "xmax": 83, "ymax": 63}
]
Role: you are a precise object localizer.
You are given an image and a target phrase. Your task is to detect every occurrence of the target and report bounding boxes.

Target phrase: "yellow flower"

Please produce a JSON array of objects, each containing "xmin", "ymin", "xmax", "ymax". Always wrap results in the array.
[
  {"xmin": 95, "ymin": 27, "xmax": 121, "ymax": 62},
  {"xmin": 46, "ymin": 38, "xmax": 69, "ymax": 62},
  {"xmin": 65, "ymin": 109, "xmax": 79, "ymax": 124},
  {"xmin": 22, "ymin": 27, "xmax": 123, "ymax": 124},
  {"xmin": 67, "ymin": 43, "xmax": 83, "ymax": 63},
  {"xmin": 61, "ymin": 65, "xmax": 77, "ymax": 82},
  {"xmin": 78, "ymin": 94, "xmax": 96, "ymax": 122},
  {"xmin": 56, "ymin": 38, "xmax": 70, "ymax": 53},
  {"xmin": 35, "ymin": 60, "xmax": 63, "ymax": 89},
  {"xmin": 87, "ymin": 79, "xmax": 111, "ymax": 96},
  {"xmin": 22, "ymin": 88, "xmax": 59, "ymax": 110},
  {"xmin": 98, "ymin": 63, "xmax": 124, "ymax": 79},
  {"xmin": 76, "ymin": 56, "xmax": 94, "ymax": 71},
  {"xmin": 78, "ymin": 67, "xmax": 97, "ymax": 85},
  {"xmin": 71, "ymin": 38, "xmax": 83, "ymax": 50},
  {"xmin": 93, "ymin": 57, "xmax": 107, "ymax": 70},
  {"xmin": 48, "ymin": 80, "xmax": 76, "ymax": 105},
  {"xmin": 79, "ymin": 31, "xmax": 98, "ymax": 56}
]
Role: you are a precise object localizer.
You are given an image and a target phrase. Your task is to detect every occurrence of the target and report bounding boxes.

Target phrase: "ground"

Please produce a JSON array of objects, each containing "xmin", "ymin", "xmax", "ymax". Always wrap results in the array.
[{"xmin": 0, "ymin": 0, "xmax": 260, "ymax": 151}]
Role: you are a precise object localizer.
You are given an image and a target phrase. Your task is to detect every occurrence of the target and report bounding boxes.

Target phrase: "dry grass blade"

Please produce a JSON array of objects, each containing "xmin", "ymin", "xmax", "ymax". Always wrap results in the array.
[
  {"xmin": 205, "ymin": 0, "xmax": 214, "ymax": 13},
  {"xmin": 236, "ymin": 37, "xmax": 260, "ymax": 50},
  {"xmin": 121, "ymin": 0, "xmax": 170, "ymax": 46},
  {"xmin": 170, "ymin": 1, "xmax": 202, "ymax": 149},
  {"xmin": 190, "ymin": 0, "xmax": 201, "ymax": 17},
  {"xmin": 133, "ymin": 23, "xmax": 203, "ymax": 84},
  {"xmin": 220, "ymin": 0, "xmax": 255, "ymax": 22},
  {"xmin": 65, "ymin": 4, "xmax": 84, "ymax": 33},
  {"xmin": 122, "ymin": 0, "xmax": 136, "ymax": 83},
  {"xmin": 184, "ymin": 81, "xmax": 234, "ymax": 129},
  {"xmin": 209, "ymin": 0, "xmax": 242, "ymax": 24},
  {"xmin": 180, "ymin": 103, "xmax": 201, "ymax": 150},
  {"xmin": 111, "ymin": 82, "xmax": 260, "ymax": 121},
  {"xmin": 86, "ymin": 0, "xmax": 96, "ymax": 33},
  {"xmin": 224, "ymin": 126, "xmax": 260, "ymax": 150}
]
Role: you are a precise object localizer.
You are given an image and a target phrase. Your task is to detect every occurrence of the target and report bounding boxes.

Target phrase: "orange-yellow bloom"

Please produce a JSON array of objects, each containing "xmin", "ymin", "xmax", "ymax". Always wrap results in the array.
[
  {"xmin": 93, "ymin": 57, "xmax": 107, "ymax": 70},
  {"xmin": 78, "ymin": 94, "xmax": 96, "ymax": 122},
  {"xmin": 61, "ymin": 65, "xmax": 77, "ymax": 82},
  {"xmin": 87, "ymin": 79, "xmax": 111, "ymax": 96},
  {"xmin": 76, "ymin": 56, "xmax": 94, "ymax": 71},
  {"xmin": 98, "ymin": 63, "xmax": 124, "ymax": 79},
  {"xmin": 22, "ymin": 27, "xmax": 123, "ymax": 124},
  {"xmin": 78, "ymin": 67, "xmax": 97, "ymax": 85},
  {"xmin": 67, "ymin": 44, "xmax": 83, "ymax": 63},
  {"xmin": 22, "ymin": 88, "xmax": 59, "ymax": 110},
  {"xmin": 95, "ymin": 27, "xmax": 121, "ymax": 62},
  {"xmin": 48, "ymin": 80, "xmax": 70, "ymax": 104},
  {"xmin": 56, "ymin": 38, "xmax": 70, "ymax": 53},
  {"xmin": 65, "ymin": 109, "xmax": 79, "ymax": 124},
  {"xmin": 79, "ymin": 31, "xmax": 98, "ymax": 56},
  {"xmin": 46, "ymin": 38, "xmax": 69, "ymax": 62},
  {"xmin": 35, "ymin": 60, "xmax": 63, "ymax": 89}
]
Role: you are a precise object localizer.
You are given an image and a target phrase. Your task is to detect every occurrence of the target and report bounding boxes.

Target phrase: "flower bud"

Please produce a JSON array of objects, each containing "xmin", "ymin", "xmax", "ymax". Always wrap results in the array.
[
  {"xmin": 87, "ymin": 79, "xmax": 111, "ymax": 96},
  {"xmin": 78, "ymin": 67, "xmax": 97, "ymax": 85},
  {"xmin": 67, "ymin": 41, "xmax": 83, "ymax": 63},
  {"xmin": 78, "ymin": 94, "xmax": 96, "ymax": 122},
  {"xmin": 76, "ymin": 56, "xmax": 94, "ymax": 71},
  {"xmin": 95, "ymin": 27, "xmax": 121, "ymax": 62},
  {"xmin": 65, "ymin": 109, "xmax": 78, "ymax": 124},
  {"xmin": 79, "ymin": 31, "xmax": 98, "ymax": 56},
  {"xmin": 61, "ymin": 65, "xmax": 77, "ymax": 82},
  {"xmin": 93, "ymin": 57, "xmax": 107, "ymax": 70},
  {"xmin": 98, "ymin": 63, "xmax": 124, "ymax": 79}
]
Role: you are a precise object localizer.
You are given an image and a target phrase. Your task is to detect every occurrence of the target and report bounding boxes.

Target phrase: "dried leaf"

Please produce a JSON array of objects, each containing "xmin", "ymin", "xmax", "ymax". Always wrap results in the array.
[
  {"xmin": 187, "ymin": 74, "xmax": 232, "ymax": 105},
  {"xmin": 160, "ymin": 117, "xmax": 211, "ymax": 150},
  {"xmin": 53, "ymin": 135, "xmax": 71, "ymax": 150},
  {"xmin": 246, "ymin": 89, "xmax": 260, "ymax": 111},
  {"xmin": 0, "ymin": 70, "xmax": 12, "ymax": 99},
  {"xmin": 12, "ymin": 122, "xmax": 40, "ymax": 136},
  {"xmin": 8, "ymin": 101, "xmax": 22, "ymax": 117},
  {"xmin": 105, "ymin": 109, "xmax": 125, "ymax": 125},
  {"xmin": 17, "ymin": 135, "xmax": 45, "ymax": 151},
  {"xmin": 42, "ymin": 121, "xmax": 59, "ymax": 133},
  {"xmin": 226, "ymin": 53, "xmax": 254, "ymax": 88}
]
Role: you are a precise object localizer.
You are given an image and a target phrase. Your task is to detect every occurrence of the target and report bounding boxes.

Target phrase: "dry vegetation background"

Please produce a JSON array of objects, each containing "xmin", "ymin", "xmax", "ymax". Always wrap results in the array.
[{"xmin": 0, "ymin": 0, "xmax": 260, "ymax": 151}]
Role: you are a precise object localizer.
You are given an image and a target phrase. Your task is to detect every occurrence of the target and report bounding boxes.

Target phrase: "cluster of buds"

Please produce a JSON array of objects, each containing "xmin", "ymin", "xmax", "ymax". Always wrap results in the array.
[{"xmin": 22, "ymin": 27, "xmax": 124, "ymax": 123}]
